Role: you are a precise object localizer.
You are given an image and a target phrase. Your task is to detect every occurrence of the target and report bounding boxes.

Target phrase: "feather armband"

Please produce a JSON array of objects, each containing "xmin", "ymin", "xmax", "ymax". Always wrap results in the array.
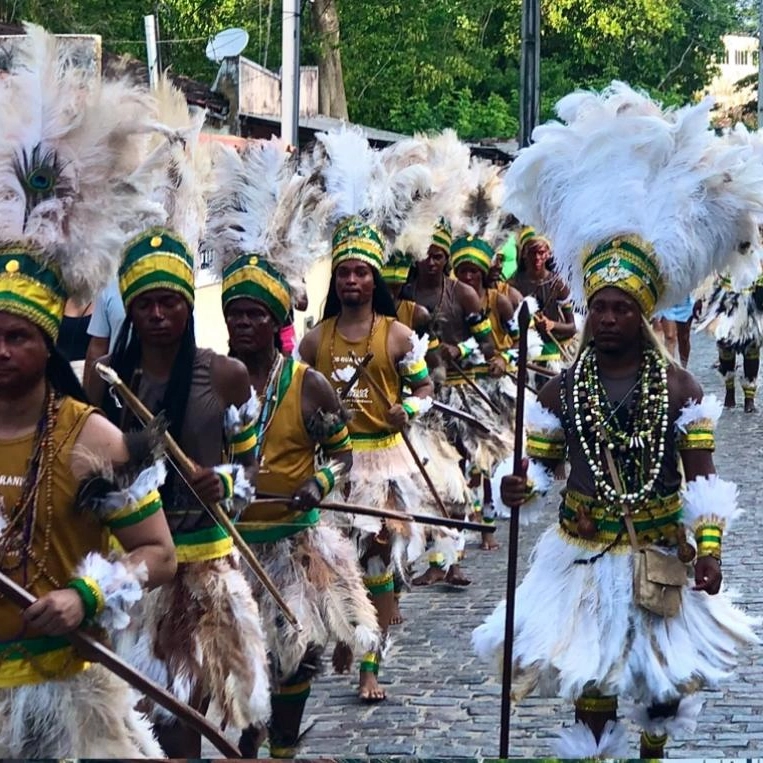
[
  {"xmin": 402, "ymin": 395, "xmax": 433, "ymax": 421},
  {"xmin": 224, "ymin": 389, "xmax": 261, "ymax": 459},
  {"xmin": 69, "ymin": 553, "xmax": 147, "ymax": 632},
  {"xmin": 398, "ymin": 333, "xmax": 430, "ymax": 384},
  {"xmin": 675, "ymin": 395, "xmax": 722, "ymax": 451},
  {"xmin": 466, "ymin": 311, "xmax": 491, "ymax": 340},
  {"xmin": 682, "ymin": 475, "xmax": 741, "ymax": 554},
  {"xmin": 213, "ymin": 464, "xmax": 255, "ymax": 516},
  {"xmin": 525, "ymin": 400, "xmax": 566, "ymax": 462}
]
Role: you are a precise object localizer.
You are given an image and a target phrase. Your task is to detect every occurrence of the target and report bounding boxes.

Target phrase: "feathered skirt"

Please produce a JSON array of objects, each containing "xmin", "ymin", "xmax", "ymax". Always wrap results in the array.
[
  {"xmin": 116, "ymin": 555, "xmax": 271, "ymax": 729},
  {"xmin": 244, "ymin": 523, "xmax": 381, "ymax": 684},
  {"xmin": 472, "ymin": 525, "xmax": 758, "ymax": 707},
  {"xmin": 0, "ymin": 664, "xmax": 162, "ymax": 758}
]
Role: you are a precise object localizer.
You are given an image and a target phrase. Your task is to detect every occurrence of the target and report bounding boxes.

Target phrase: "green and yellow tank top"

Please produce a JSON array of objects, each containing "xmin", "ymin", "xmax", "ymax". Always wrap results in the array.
[
  {"xmin": 237, "ymin": 358, "xmax": 320, "ymax": 542},
  {"xmin": 316, "ymin": 315, "xmax": 401, "ymax": 450},
  {"xmin": 0, "ymin": 396, "xmax": 103, "ymax": 687}
]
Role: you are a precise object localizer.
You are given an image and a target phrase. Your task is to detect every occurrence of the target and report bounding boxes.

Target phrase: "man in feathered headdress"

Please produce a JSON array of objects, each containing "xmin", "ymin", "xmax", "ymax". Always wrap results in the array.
[
  {"xmin": 473, "ymin": 83, "xmax": 762, "ymax": 758},
  {"xmin": 92, "ymin": 81, "xmax": 270, "ymax": 757},
  {"xmin": 299, "ymin": 127, "xmax": 436, "ymax": 702},
  {"xmin": 0, "ymin": 25, "xmax": 177, "ymax": 758},
  {"xmin": 205, "ymin": 139, "xmax": 380, "ymax": 757}
]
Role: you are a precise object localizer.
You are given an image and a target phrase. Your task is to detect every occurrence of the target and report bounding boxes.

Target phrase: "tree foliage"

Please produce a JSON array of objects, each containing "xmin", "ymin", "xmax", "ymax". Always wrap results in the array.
[{"xmin": 3, "ymin": 0, "xmax": 750, "ymax": 139}]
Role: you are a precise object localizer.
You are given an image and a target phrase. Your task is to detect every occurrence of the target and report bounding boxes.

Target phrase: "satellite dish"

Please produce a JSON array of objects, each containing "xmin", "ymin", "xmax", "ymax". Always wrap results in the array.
[{"xmin": 206, "ymin": 27, "xmax": 249, "ymax": 62}]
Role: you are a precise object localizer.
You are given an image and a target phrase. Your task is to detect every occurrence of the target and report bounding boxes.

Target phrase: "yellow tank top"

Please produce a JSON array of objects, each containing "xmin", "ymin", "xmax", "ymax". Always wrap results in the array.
[
  {"xmin": 396, "ymin": 299, "xmax": 417, "ymax": 330},
  {"xmin": 238, "ymin": 358, "xmax": 320, "ymax": 540},
  {"xmin": 0, "ymin": 396, "xmax": 104, "ymax": 685},
  {"xmin": 485, "ymin": 288, "xmax": 511, "ymax": 351},
  {"xmin": 316, "ymin": 315, "xmax": 401, "ymax": 446}
]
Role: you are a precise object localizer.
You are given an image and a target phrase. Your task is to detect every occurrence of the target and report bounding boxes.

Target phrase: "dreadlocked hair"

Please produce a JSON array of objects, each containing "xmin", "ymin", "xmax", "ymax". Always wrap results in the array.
[
  {"xmin": 322, "ymin": 269, "xmax": 398, "ymax": 321},
  {"xmin": 103, "ymin": 312, "xmax": 197, "ymax": 508}
]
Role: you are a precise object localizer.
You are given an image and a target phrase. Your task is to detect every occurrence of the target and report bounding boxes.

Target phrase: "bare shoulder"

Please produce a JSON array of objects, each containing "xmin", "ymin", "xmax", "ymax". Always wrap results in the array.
[
  {"xmin": 667, "ymin": 364, "xmax": 703, "ymax": 407},
  {"xmin": 536, "ymin": 373, "xmax": 565, "ymax": 417},
  {"xmin": 455, "ymin": 279, "xmax": 481, "ymax": 310},
  {"xmin": 298, "ymin": 323, "xmax": 323, "ymax": 366},
  {"xmin": 387, "ymin": 318, "xmax": 415, "ymax": 360},
  {"xmin": 74, "ymin": 410, "xmax": 129, "ymax": 467},
  {"xmin": 302, "ymin": 366, "xmax": 341, "ymax": 413},
  {"xmin": 210, "ymin": 352, "xmax": 252, "ymax": 407}
]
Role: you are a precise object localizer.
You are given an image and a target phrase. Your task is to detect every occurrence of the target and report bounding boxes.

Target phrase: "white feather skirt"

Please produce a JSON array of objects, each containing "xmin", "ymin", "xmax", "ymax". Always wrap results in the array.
[
  {"xmin": 243, "ymin": 524, "xmax": 381, "ymax": 682},
  {"xmin": 473, "ymin": 526, "xmax": 759, "ymax": 706},
  {"xmin": 0, "ymin": 664, "xmax": 162, "ymax": 758},
  {"xmin": 329, "ymin": 438, "xmax": 428, "ymax": 575},
  {"xmin": 115, "ymin": 555, "xmax": 271, "ymax": 729}
]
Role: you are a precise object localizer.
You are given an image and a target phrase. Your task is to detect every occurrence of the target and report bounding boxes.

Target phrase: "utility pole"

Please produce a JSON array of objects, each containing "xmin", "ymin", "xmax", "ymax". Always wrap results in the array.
[
  {"xmin": 758, "ymin": 0, "xmax": 763, "ymax": 128},
  {"xmin": 519, "ymin": 0, "xmax": 541, "ymax": 147},
  {"xmin": 281, "ymin": 0, "xmax": 301, "ymax": 148},
  {"xmin": 144, "ymin": 15, "xmax": 159, "ymax": 90}
]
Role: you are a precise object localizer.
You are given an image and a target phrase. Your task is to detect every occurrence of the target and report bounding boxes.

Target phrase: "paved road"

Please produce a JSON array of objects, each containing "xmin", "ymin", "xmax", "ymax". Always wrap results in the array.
[{"xmin": 207, "ymin": 331, "xmax": 763, "ymax": 758}]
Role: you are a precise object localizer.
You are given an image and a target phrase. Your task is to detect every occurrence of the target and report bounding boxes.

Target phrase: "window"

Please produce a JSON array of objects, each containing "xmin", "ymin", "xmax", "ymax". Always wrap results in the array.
[{"xmin": 735, "ymin": 49, "xmax": 750, "ymax": 66}]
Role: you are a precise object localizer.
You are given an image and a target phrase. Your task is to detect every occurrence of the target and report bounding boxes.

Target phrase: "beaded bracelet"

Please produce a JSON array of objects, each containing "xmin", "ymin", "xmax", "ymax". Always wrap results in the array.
[
  {"xmin": 695, "ymin": 523, "xmax": 722, "ymax": 560},
  {"xmin": 67, "ymin": 576, "xmax": 106, "ymax": 621},
  {"xmin": 312, "ymin": 466, "xmax": 336, "ymax": 499}
]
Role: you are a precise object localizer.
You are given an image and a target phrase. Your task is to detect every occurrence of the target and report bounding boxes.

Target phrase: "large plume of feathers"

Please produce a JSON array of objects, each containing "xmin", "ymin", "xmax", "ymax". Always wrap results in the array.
[
  {"xmin": 204, "ymin": 136, "xmax": 332, "ymax": 290},
  {"xmin": 391, "ymin": 129, "xmax": 472, "ymax": 261},
  {"xmin": 307, "ymin": 124, "xmax": 433, "ymax": 260},
  {"xmin": 503, "ymin": 81, "xmax": 763, "ymax": 311},
  {"xmin": 454, "ymin": 157, "xmax": 518, "ymax": 247},
  {"xmin": 0, "ymin": 23, "xmax": 170, "ymax": 302},
  {"xmin": 135, "ymin": 75, "xmax": 208, "ymax": 261}
]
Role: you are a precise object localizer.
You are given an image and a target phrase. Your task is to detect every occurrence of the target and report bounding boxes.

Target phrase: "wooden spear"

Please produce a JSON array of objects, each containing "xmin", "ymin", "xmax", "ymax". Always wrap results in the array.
[
  {"xmin": 95, "ymin": 362, "xmax": 301, "ymax": 632},
  {"xmin": 0, "ymin": 571, "xmax": 241, "ymax": 758},
  {"xmin": 499, "ymin": 300, "xmax": 532, "ymax": 758},
  {"xmin": 445, "ymin": 356, "xmax": 503, "ymax": 415}
]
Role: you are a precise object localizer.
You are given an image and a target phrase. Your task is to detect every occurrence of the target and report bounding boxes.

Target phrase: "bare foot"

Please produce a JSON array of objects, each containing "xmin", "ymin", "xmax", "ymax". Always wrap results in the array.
[
  {"xmin": 239, "ymin": 723, "xmax": 268, "ymax": 757},
  {"xmin": 332, "ymin": 641, "xmax": 353, "ymax": 674},
  {"xmin": 480, "ymin": 532, "xmax": 500, "ymax": 551},
  {"xmin": 444, "ymin": 565, "xmax": 471, "ymax": 587},
  {"xmin": 725, "ymin": 389, "xmax": 736, "ymax": 408},
  {"xmin": 390, "ymin": 596, "xmax": 404, "ymax": 625},
  {"xmin": 411, "ymin": 566, "xmax": 446, "ymax": 586},
  {"xmin": 358, "ymin": 670, "xmax": 386, "ymax": 702},
  {"xmin": 745, "ymin": 398, "xmax": 756, "ymax": 413}
]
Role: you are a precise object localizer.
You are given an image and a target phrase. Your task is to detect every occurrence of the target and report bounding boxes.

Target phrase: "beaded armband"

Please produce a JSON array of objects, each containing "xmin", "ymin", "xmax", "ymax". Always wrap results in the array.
[
  {"xmin": 525, "ymin": 400, "xmax": 567, "ymax": 462},
  {"xmin": 95, "ymin": 461, "xmax": 166, "ymax": 530},
  {"xmin": 320, "ymin": 419, "xmax": 351, "ymax": 455},
  {"xmin": 398, "ymin": 333, "xmax": 430, "ymax": 385},
  {"xmin": 70, "ymin": 552, "xmax": 147, "ymax": 631},
  {"xmin": 466, "ymin": 311, "xmax": 492, "ymax": 340},
  {"xmin": 675, "ymin": 396, "xmax": 722, "ymax": 451},
  {"xmin": 224, "ymin": 389, "xmax": 260, "ymax": 459},
  {"xmin": 402, "ymin": 395, "xmax": 433, "ymax": 420}
]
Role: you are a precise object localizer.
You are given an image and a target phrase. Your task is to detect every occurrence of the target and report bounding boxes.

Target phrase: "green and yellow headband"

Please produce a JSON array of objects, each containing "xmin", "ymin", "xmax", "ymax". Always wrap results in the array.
[
  {"xmin": 582, "ymin": 235, "xmax": 663, "ymax": 315},
  {"xmin": 519, "ymin": 226, "xmax": 551, "ymax": 251},
  {"xmin": 431, "ymin": 218, "xmax": 452, "ymax": 255},
  {"xmin": 381, "ymin": 251, "xmax": 412, "ymax": 284},
  {"xmin": 222, "ymin": 254, "xmax": 291, "ymax": 325},
  {"xmin": 451, "ymin": 235, "xmax": 494, "ymax": 274},
  {"xmin": 0, "ymin": 247, "xmax": 67, "ymax": 341},
  {"xmin": 331, "ymin": 217, "xmax": 385, "ymax": 272},
  {"xmin": 119, "ymin": 227, "xmax": 195, "ymax": 310}
]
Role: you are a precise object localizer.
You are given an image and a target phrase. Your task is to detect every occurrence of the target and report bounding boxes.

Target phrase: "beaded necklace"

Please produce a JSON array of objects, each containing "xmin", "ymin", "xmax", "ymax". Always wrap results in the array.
[
  {"xmin": 251, "ymin": 352, "xmax": 286, "ymax": 465},
  {"xmin": 563, "ymin": 343, "xmax": 669, "ymax": 510},
  {"xmin": 328, "ymin": 312, "xmax": 377, "ymax": 377}
]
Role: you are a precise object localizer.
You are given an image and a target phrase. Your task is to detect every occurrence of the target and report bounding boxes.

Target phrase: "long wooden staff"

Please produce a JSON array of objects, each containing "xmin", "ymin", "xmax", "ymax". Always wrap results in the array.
[
  {"xmin": 445, "ymin": 356, "xmax": 503, "ymax": 415},
  {"xmin": 431, "ymin": 399, "xmax": 493, "ymax": 435},
  {"xmin": 0, "ymin": 571, "xmax": 241, "ymax": 758},
  {"xmin": 339, "ymin": 352, "xmax": 374, "ymax": 399},
  {"xmin": 95, "ymin": 363, "xmax": 300, "ymax": 632},
  {"xmin": 251, "ymin": 496, "xmax": 496, "ymax": 535},
  {"xmin": 348, "ymin": 352, "xmax": 451, "ymax": 519},
  {"xmin": 499, "ymin": 300, "xmax": 532, "ymax": 758}
]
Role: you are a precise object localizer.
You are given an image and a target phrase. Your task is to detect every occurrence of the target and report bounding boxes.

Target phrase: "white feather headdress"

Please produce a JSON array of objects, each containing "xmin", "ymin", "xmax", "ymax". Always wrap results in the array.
[
  {"xmin": 504, "ymin": 81, "xmax": 763, "ymax": 314},
  {"xmin": 0, "ymin": 23, "xmax": 165, "ymax": 339},
  {"xmin": 204, "ymin": 137, "xmax": 332, "ymax": 322}
]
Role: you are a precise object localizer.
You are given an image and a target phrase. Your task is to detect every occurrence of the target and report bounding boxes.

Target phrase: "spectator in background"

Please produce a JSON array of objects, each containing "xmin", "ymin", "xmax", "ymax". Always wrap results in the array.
[
  {"xmin": 55, "ymin": 298, "xmax": 94, "ymax": 382},
  {"xmin": 83, "ymin": 278, "xmax": 125, "ymax": 399}
]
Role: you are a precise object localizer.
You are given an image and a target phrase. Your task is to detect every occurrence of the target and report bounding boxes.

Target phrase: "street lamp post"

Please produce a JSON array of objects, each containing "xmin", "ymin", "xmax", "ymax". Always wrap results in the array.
[{"xmin": 519, "ymin": 0, "xmax": 541, "ymax": 147}]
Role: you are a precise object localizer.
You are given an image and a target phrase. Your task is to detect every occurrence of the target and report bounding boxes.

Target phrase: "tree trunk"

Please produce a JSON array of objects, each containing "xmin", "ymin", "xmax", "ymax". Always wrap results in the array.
[{"xmin": 310, "ymin": 0, "xmax": 348, "ymax": 119}]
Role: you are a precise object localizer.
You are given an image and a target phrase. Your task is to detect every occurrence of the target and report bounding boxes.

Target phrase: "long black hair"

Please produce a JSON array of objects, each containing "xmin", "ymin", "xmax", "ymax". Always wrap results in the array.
[{"xmin": 322, "ymin": 269, "xmax": 398, "ymax": 320}]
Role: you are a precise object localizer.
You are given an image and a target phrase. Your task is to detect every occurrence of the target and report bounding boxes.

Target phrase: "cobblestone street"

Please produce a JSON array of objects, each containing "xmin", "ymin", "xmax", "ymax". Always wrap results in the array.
[{"xmin": 297, "ymin": 332, "xmax": 763, "ymax": 759}]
